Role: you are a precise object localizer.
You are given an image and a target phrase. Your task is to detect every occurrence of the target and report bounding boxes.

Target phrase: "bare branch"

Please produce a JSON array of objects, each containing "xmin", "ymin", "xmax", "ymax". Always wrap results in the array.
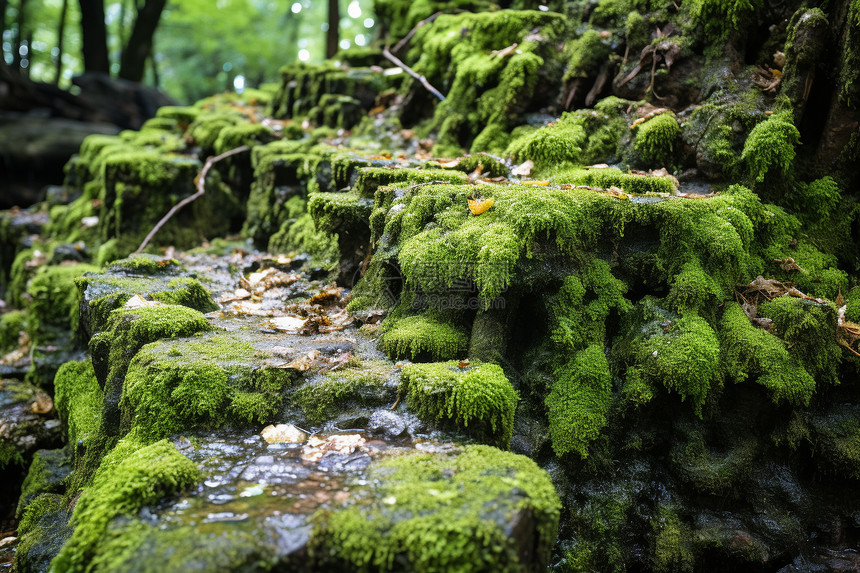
[
  {"xmin": 134, "ymin": 145, "xmax": 249, "ymax": 254},
  {"xmin": 382, "ymin": 46, "xmax": 446, "ymax": 102},
  {"xmin": 391, "ymin": 11, "xmax": 442, "ymax": 54}
]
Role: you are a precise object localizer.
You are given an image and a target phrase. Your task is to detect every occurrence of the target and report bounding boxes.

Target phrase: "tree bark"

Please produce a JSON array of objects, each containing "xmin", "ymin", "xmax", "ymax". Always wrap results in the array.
[
  {"xmin": 78, "ymin": 0, "xmax": 110, "ymax": 73},
  {"xmin": 326, "ymin": 0, "xmax": 339, "ymax": 59},
  {"xmin": 54, "ymin": 0, "xmax": 68, "ymax": 85},
  {"xmin": 119, "ymin": 0, "xmax": 166, "ymax": 82}
]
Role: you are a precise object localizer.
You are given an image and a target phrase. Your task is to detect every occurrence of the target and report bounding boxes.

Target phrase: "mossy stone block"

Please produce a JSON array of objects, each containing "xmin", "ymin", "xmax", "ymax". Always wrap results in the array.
[{"xmin": 400, "ymin": 360, "xmax": 519, "ymax": 447}]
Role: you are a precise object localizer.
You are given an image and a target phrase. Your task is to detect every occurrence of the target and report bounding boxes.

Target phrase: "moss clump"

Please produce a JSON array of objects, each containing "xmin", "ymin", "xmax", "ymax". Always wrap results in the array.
[
  {"xmin": 741, "ymin": 111, "xmax": 800, "ymax": 183},
  {"xmin": 186, "ymin": 112, "xmax": 242, "ymax": 151},
  {"xmin": 294, "ymin": 363, "xmax": 393, "ymax": 423},
  {"xmin": 378, "ymin": 315, "xmax": 469, "ymax": 361},
  {"xmin": 26, "ymin": 263, "xmax": 101, "ymax": 345},
  {"xmin": 687, "ymin": 0, "xmax": 763, "ymax": 41},
  {"xmin": 506, "ymin": 113, "xmax": 588, "ymax": 171},
  {"xmin": 121, "ymin": 331, "xmax": 292, "ymax": 440},
  {"xmin": 554, "ymin": 167, "xmax": 677, "ymax": 195},
  {"xmin": 719, "ymin": 303, "xmax": 815, "ymax": 405},
  {"xmin": 758, "ymin": 297, "xmax": 841, "ymax": 384},
  {"xmin": 651, "ymin": 504, "xmax": 694, "ymax": 572},
  {"xmin": 15, "ymin": 449, "xmax": 71, "ymax": 518},
  {"xmin": 51, "ymin": 438, "xmax": 202, "ymax": 573},
  {"xmin": 78, "ymin": 272, "xmax": 217, "ymax": 336},
  {"xmin": 407, "ymin": 10, "xmax": 566, "ymax": 154},
  {"xmin": 213, "ymin": 123, "xmax": 277, "ymax": 155},
  {"xmin": 14, "ymin": 493, "xmax": 72, "ymax": 573},
  {"xmin": 88, "ymin": 305, "xmax": 213, "ymax": 442},
  {"xmin": 106, "ymin": 254, "xmax": 181, "ymax": 275},
  {"xmin": 846, "ymin": 288, "xmax": 860, "ymax": 323},
  {"xmin": 400, "ymin": 361, "xmax": 518, "ymax": 447},
  {"xmin": 54, "ymin": 360, "xmax": 104, "ymax": 449},
  {"xmin": 616, "ymin": 299, "xmax": 720, "ymax": 415},
  {"xmin": 308, "ymin": 192, "xmax": 374, "ymax": 235},
  {"xmin": 546, "ymin": 344, "xmax": 613, "ymax": 458},
  {"xmin": 155, "ymin": 105, "xmax": 201, "ymax": 126},
  {"xmin": 311, "ymin": 445, "xmax": 560, "ymax": 571},
  {"xmin": 0, "ymin": 310, "xmax": 26, "ymax": 353},
  {"xmin": 550, "ymin": 260, "xmax": 632, "ymax": 353},
  {"xmin": 634, "ymin": 112, "xmax": 680, "ymax": 167}
]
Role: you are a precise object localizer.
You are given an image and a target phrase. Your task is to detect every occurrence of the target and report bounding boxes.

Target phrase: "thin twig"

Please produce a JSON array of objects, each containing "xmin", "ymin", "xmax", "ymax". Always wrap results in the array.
[
  {"xmin": 382, "ymin": 46, "xmax": 446, "ymax": 101},
  {"xmin": 134, "ymin": 145, "xmax": 249, "ymax": 254},
  {"xmin": 392, "ymin": 11, "xmax": 442, "ymax": 54}
]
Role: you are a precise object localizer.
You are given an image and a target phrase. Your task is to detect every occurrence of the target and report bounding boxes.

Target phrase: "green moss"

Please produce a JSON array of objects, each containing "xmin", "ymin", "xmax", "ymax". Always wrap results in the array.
[
  {"xmin": 155, "ymin": 105, "xmax": 202, "ymax": 126},
  {"xmin": 27, "ymin": 263, "xmax": 101, "ymax": 345},
  {"xmin": 758, "ymin": 297, "xmax": 841, "ymax": 384},
  {"xmin": 651, "ymin": 504, "xmax": 694, "ymax": 572},
  {"xmin": 407, "ymin": 10, "xmax": 566, "ymax": 153},
  {"xmin": 51, "ymin": 438, "xmax": 202, "ymax": 573},
  {"xmin": 54, "ymin": 360, "xmax": 104, "ymax": 449},
  {"xmin": 311, "ymin": 444, "xmax": 560, "ymax": 571},
  {"xmin": 0, "ymin": 310, "xmax": 25, "ymax": 353},
  {"xmin": 213, "ymin": 123, "xmax": 277, "ymax": 155},
  {"xmin": 846, "ymin": 288, "xmax": 860, "ymax": 323},
  {"xmin": 719, "ymin": 303, "xmax": 815, "ymax": 405},
  {"xmin": 294, "ymin": 361, "xmax": 392, "ymax": 423},
  {"xmin": 14, "ymin": 493, "xmax": 72, "ymax": 573},
  {"xmin": 550, "ymin": 259, "xmax": 632, "ymax": 353},
  {"xmin": 379, "ymin": 315, "xmax": 469, "ymax": 361},
  {"xmin": 546, "ymin": 344, "xmax": 613, "ymax": 458},
  {"xmin": 554, "ymin": 167, "xmax": 677, "ymax": 195},
  {"xmin": 186, "ymin": 112, "xmax": 242, "ymax": 151},
  {"xmin": 741, "ymin": 111, "xmax": 800, "ymax": 183},
  {"xmin": 78, "ymin": 272, "xmax": 218, "ymax": 335},
  {"xmin": 506, "ymin": 113, "xmax": 588, "ymax": 171},
  {"xmin": 564, "ymin": 29, "xmax": 611, "ymax": 81},
  {"xmin": 687, "ymin": 0, "xmax": 763, "ymax": 41},
  {"xmin": 106, "ymin": 254, "xmax": 181, "ymax": 275},
  {"xmin": 670, "ymin": 421, "xmax": 758, "ymax": 495},
  {"xmin": 16, "ymin": 449, "xmax": 71, "ymax": 518},
  {"xmin": 634, "ymin": 112, "xmax": 680, "ymax": 167},
  {"xmin": 617, "ymin": 299, "xmax": 720, "ymax": 415},
  {"xmin": 810, "ymin": 405, "xmax": 860, "ymax": 479},
  {"xmin": 121, "ymin": 331, "xmax": 293, "ymax": 440},
  {"xmin": 400, "ymin": 361, "xmax": 519, "ymax": 447},
  {"xmin": 308, "ymin": 192, "xmax": 374, "ymax": 235},
  {"xmin": 268, "ymin": 210, "xmax": 340, "ymax": 266}
]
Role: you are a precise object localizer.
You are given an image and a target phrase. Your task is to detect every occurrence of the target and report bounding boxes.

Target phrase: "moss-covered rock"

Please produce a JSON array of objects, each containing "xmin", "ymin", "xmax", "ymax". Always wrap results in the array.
[
  {"xmin": 400, "ymin": 361, "xmax": 518, "ymax": 447},
  {"xmin": 311, "ymin": 444, "xmax": 560, "ymax": 571},
  {"xmin": 121, "ymin": 331, "xmax": 293, "ymax": 440},
  {"xmin": 51, "ymin": 438, "xmax": 202, "ymax": 572}
]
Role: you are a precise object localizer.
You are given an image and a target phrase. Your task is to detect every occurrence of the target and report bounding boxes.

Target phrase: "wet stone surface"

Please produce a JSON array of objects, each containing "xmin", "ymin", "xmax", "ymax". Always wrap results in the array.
[{"xmin": 131, "ymin": 429, "xmax": 451, "ymax": 561}]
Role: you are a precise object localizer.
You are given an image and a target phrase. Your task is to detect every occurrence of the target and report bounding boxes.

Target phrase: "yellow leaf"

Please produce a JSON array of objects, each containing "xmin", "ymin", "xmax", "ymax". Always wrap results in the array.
[{"xmin": 468, "ymin": 197, "xmax": 495, "ymax": 215}]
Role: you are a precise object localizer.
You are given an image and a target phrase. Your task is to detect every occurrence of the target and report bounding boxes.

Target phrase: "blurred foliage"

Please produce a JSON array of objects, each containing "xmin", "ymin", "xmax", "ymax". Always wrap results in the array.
[{"xmin": 2, "ymin": 0, "xmax": 377, "ymax": 103}]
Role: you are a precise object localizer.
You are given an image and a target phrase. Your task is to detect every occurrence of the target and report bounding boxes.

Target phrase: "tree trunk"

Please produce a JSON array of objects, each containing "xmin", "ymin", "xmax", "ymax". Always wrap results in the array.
[
  {"xmin": 118, "ymin": 0, "xmax": 166, "ymax": 83},
  {"xmin": 54, "ymin": 0, "xmax": 68, "ymax": 85},
  {"xmin": 78, "ymin": 0, "xmax": 110, "ymax": 73},
  {"xmin": 326, "ymin": 0, "xmax": 339, "ymax": 59}
]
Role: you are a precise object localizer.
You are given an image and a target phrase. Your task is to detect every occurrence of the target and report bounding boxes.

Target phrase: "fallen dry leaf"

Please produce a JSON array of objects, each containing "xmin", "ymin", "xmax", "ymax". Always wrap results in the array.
[
  {"xmin": 31, "ymin": 393, "xmax": 53, "ymax": 415},
  {"xmin": 468, "ymin": 197, "xmax": 495, "ymax": 215},
  {"xmin": 281, "ymin": 349, "xmax": 321, "ymax": 371},
  {"xmin": 301, "ymin": 434, "xmax": 366, "ymax": 462}
]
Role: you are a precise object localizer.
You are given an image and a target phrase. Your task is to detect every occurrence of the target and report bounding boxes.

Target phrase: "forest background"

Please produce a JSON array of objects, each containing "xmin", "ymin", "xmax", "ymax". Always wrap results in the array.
[{"xmin": 1, "ymin": 0, "xmax": 376, "ymax": 104}]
